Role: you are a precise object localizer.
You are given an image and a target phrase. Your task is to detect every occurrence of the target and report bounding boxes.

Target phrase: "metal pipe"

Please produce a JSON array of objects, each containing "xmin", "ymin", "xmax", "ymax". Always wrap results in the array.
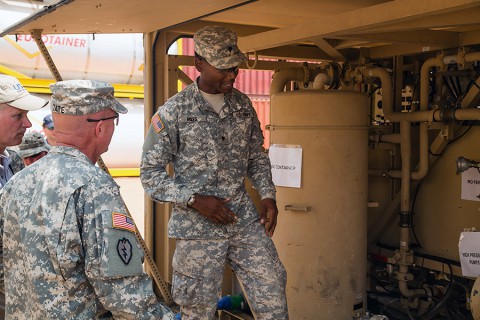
[
  {"xmin": 420, "ymin": 58, "xmax": 438, "ymax": 112},
  {"xmin": 465, "ymin": 51, "xmax": 480, "ymax": 63},
  {"xmin": 415, "ymin": 122, "xmax": 429, "ymax": 180},
  {"xmin": 313, "ymin": 72, "xmax": 330, "ymax": 89},
  {"xmin": 270, "ymin": 67, "xmax": 310, "ymax": 95},
  {"xmin": 442, "ymin": 51, "xmax": 480, "ymax": 64},
  {"xmin": 378, "ymin": 133, "xmax": 401, "ymax": 144},
  {"xmin": 443, "ymin": 55, "xmax": 458, "ymax": 65},
  {"xmin": 364, "ymin": 65, "xmax": 434, "ymax": 181},
  {"xmin": 400, "ymin": 120, "xmax": 411, "ymax": 215},
  {"xmin": 454, "ymin": 109, "xmax": 480, "ymax": 120},
  {"xmin": 398, "ymin": 121, "xmax": 412, "ymax": 298},
  {"xmin": 397, "ymin": 120, "xmax": 425, "ymax": 298},
  {"xmin": 369, "ymin": 132, "xmax": 402, "ymax": 144},
  {"xmin": 270, "ymin": 67, "xmax": 323, "ymax": 96},
  {"xmin": 365, "ymin": 67, "xmax": 394, "ymax": 119},
  {"xmin": 368, "ymin": 180, "xmax": 419, "ymax": 244}
]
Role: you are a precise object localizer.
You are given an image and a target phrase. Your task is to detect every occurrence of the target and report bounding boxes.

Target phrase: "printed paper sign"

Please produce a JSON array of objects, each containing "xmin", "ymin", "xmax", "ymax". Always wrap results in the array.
[
  {"xmin": 459, "ymin": 232, "xmax": 480, "ymax": 277},
  {"xmin": 268, "ymin": 144, "xmax": 302, "ymax": 188},
  {"xmin": 461, "ymin": 168, "xmax": 480, "ymax": 201}
]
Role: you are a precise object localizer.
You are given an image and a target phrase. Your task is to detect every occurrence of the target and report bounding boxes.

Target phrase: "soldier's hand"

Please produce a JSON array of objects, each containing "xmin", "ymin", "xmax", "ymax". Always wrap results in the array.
[
  {"xmin": 260, "ymin": 198, "xmax": 278, "ymax": 237},
  {"xmin": 191, "ymin": 194, "xmax": 238, "ymax": 224}
]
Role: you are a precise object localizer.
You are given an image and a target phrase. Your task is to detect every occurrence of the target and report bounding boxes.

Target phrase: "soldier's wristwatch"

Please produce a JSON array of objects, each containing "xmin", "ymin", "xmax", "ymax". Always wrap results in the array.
[{"xmin": 187, "ymin": 193, "xmax": 196, "ymax": 207}]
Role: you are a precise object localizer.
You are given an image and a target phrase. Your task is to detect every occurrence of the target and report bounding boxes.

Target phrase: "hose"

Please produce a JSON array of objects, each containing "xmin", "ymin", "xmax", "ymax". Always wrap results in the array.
[{"xmin": 417, "ymin": 263, "xmax": 454, "ymax": 319}]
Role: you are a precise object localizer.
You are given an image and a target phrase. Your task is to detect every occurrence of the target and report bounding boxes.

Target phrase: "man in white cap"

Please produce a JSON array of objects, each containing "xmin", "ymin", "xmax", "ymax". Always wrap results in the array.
[
  {"xmin": 0, "ymin": 75, "xmax": 48, "ymax": 189},
  {"xmin": 0, "ymin": 80, "xmax": 174, "ymax": 319},
  {"xmin": 141, "ymin": 26, "xmax": 288, "ymax": 319}
]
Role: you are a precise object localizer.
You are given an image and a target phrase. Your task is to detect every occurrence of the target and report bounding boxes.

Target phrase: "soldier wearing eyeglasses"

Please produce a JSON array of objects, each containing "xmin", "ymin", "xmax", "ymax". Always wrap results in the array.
[
  {"xmin": 0, "ymin": 80, "xmax": 174, "ymax": 319},
  {"xmin": 141, "ymin": 26, "xmax": 289, "ymax": 319}
]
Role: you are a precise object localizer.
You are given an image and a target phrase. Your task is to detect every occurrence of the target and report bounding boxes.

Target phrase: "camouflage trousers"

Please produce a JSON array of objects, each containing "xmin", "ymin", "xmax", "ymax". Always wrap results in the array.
[{"xmin": 172, "ymin": 221, "xmax": 288, "ymax": 320}]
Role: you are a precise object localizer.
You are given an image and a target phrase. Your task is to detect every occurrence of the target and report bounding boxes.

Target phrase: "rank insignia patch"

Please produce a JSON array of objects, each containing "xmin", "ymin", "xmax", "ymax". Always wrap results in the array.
[
  {"xmin": 152, "ymin": 113, "xmax": 165, "ymax": 133},
  {"xmin": 112, "ymin": 212, "xmax": 136, "ymax": 233},
  {"xmin": 117, "ymin": 238, "xmax": 133, "ymax": 265}
]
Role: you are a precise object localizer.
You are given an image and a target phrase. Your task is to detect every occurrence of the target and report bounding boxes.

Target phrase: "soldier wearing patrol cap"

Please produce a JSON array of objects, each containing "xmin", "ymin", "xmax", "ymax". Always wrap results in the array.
[
  {"xmin": 0, "ymin": 80, "xmax": 174, "ymax": 319},
  {"xmin": 0, "ymin": 75, "xmax": 48, "ymax": 189},
  {"xmin": 42, "ymin": 114, "xmax": 56, "ymax": 146},
  {"xmin": 16, "ymin": 131, "xmax": 50, "ymax": 165},
  {"xmin": 141, "ymin": 26, "xmax": 288, "ymax": 319}
]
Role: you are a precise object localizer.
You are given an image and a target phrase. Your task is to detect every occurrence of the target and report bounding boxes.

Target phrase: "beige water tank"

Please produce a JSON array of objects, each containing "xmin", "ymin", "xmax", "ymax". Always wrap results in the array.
[{"xmin": 270, "ymin": 90, "xmax": 369, "ymax": 319}]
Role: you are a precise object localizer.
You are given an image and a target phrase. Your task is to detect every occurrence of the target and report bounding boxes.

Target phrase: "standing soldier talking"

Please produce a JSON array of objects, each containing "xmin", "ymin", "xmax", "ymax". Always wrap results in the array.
[{"xmin": 141, "ymin": 26, "xmax": 289, "ymax": 319}]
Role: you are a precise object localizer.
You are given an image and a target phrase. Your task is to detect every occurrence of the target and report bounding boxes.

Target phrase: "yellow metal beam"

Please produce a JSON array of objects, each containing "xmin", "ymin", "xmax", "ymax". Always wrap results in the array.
[
  {"xmin": 6, "ymin": 77, "xmax": 144, "ymax": 99},
  {"xmin": 0, "ymin": 65, "xmax": 31, "ymax": 79},
  {"xmin": 109, "ymin": 168, "xmax": 140, "ymax": 177}
]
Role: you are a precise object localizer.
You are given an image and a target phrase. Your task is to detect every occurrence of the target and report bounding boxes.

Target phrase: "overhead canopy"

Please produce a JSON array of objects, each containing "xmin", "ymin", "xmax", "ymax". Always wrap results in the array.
[
  {"xmin": 3, "ymin": 0, "xmax": 480, "ymax": 59},
  {"xmin": 0, "ymin": 0, "xmax": 256, "ymax": 35}
]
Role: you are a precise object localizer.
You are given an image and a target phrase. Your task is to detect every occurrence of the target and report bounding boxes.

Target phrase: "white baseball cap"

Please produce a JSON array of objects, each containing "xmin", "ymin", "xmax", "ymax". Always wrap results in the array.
[{"xmin": 0, "ymin": 75, "xmax": 48, "ymax": 111}]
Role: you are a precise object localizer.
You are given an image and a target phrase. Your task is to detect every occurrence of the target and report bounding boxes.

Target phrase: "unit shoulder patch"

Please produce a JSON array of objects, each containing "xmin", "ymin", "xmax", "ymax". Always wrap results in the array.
[{"xmin": 117, "ymin": 237, "xmax": 133, "ymax": 265}]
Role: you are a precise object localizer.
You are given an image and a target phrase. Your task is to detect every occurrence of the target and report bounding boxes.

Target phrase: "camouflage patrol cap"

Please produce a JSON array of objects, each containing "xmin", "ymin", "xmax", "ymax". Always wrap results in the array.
[
  {"xmin": 49, "ymin": 80, "xmax": 128, "ymax": 115},
  {"xmin": 194, "ymin": 25, "xmax": 247, "ymax": 69},
  {"xmin": 17, "ymin": 131, "xmax": 50, "ymax": 158}
]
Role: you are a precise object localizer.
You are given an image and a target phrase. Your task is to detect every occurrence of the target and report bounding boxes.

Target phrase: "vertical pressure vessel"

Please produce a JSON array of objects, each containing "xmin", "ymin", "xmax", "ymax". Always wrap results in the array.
[{"xmin": 270, "ymin": 90, "xmax": 369, "ymax": 319}]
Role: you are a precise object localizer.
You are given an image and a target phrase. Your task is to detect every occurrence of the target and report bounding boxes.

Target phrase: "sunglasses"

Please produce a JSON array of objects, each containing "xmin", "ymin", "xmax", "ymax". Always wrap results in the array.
[{"xmin": 86, "ymin": 113, "xmax": 119, "ymax": 126}]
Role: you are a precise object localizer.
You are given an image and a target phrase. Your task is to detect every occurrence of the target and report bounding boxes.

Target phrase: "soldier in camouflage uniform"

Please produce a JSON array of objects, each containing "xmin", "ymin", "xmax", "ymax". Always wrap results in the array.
[
  {"xmin": 141, "ymin": 26, "xmax": 289, "ymax": 319},
  {"xmin": 0, "ymin": 80, "xmax": 174, "ymax": 319},
  {"xmin": 42, "ymin": 113, "xmax": 56, "ymax": 146},
  {"xmin": 0, "ymin": 75, "xmax": 48, "ymax": 189},
  {"xmin": 15, "ymin": 131, "xmax": 50, "ymax": 165}
]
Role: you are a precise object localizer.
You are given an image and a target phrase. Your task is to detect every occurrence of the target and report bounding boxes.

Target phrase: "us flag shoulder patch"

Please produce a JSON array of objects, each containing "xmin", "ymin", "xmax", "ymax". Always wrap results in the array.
[
  {"xmin": 152, "ymin": 113, "xmax": 165, "ymax": 133},
  {"xmin": 112, "ymin": 212, "xmax": 136, "ymax": 233}
]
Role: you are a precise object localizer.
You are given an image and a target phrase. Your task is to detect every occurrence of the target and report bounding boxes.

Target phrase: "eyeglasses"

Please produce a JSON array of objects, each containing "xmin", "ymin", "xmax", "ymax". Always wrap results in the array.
[{"xmin": 86, "ymin": 113, "xmax": 119, "ymax": 126}]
